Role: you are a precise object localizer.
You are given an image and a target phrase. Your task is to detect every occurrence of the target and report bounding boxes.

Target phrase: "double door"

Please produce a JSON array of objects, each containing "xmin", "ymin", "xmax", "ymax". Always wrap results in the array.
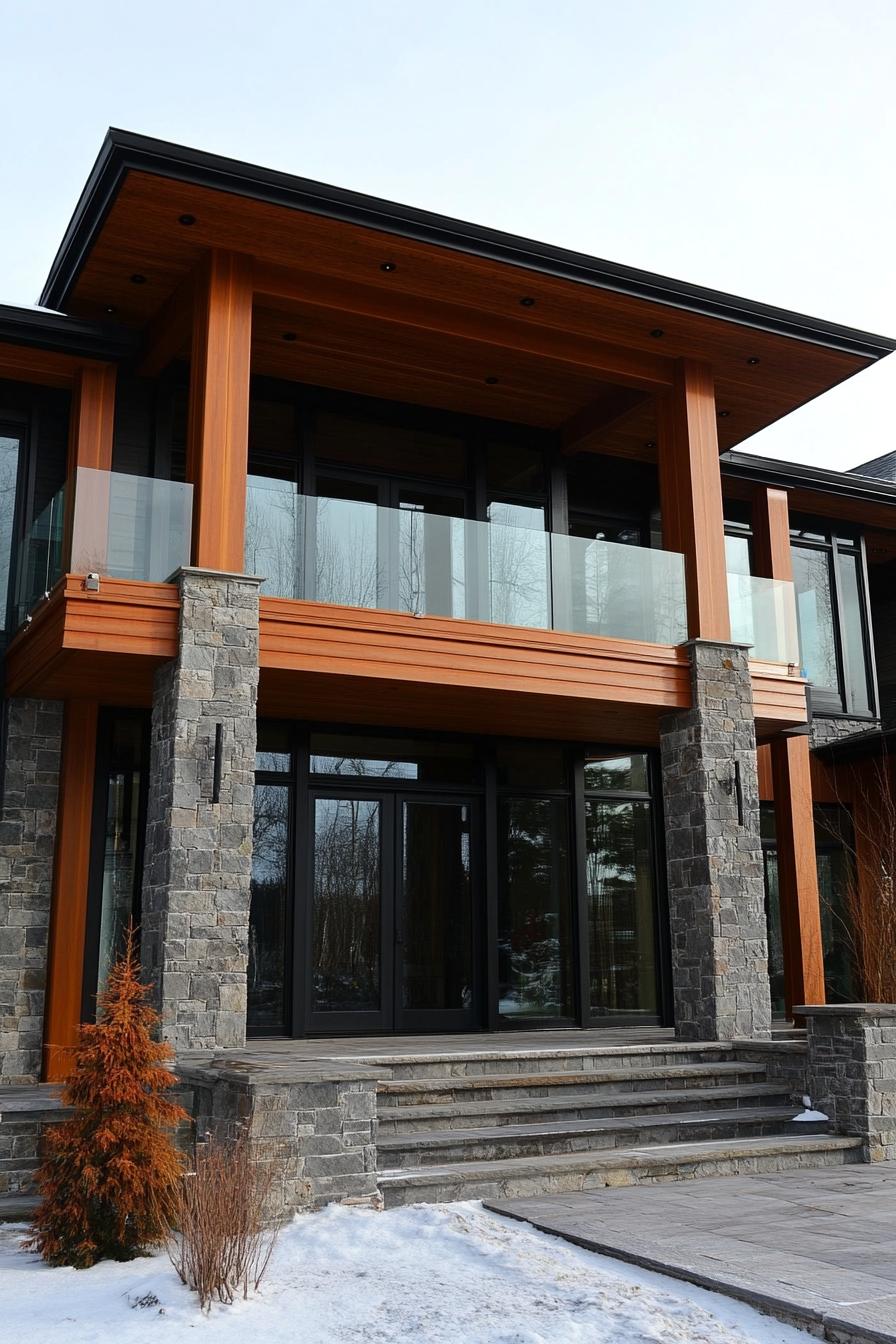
[{"xmin": 305, "ymin": 790, "xmax": 479, "ymax": 1033}]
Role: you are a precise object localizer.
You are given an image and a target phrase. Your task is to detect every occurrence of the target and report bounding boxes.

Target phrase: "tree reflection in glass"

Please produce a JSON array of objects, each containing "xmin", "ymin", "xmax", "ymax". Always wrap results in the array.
[{"xmin": 312, "ymin": 797, "xmax": 381, "ymax": 1013}]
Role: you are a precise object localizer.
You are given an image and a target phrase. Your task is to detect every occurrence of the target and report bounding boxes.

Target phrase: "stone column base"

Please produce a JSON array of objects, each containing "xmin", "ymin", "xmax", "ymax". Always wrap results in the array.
[{"xmin": 799, "ymin": 1004, "xmax": 896, "ymax": 1161}]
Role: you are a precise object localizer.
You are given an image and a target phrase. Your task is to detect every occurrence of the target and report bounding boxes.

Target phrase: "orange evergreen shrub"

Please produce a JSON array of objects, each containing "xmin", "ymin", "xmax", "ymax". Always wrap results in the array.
[{"xmin": 27, "ymin": 929, "xmax": 189, "ymax": 1268}]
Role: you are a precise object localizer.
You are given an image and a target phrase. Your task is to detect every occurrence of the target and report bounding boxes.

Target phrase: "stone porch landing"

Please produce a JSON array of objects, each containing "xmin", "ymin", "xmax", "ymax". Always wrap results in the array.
[{"xmin": 488, "ymin": 1164, "xmax": 896, "ymax": 1344}]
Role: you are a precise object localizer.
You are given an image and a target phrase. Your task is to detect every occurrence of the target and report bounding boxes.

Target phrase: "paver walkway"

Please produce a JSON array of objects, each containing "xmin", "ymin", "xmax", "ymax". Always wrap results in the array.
[{"xmin": 487, "ymin": 1163, "xmax": 896, "ymax": 1343}]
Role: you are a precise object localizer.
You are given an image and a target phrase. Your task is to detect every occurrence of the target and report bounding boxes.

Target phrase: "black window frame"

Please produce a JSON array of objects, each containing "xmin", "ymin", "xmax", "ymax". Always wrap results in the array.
[{"xmin": 789, "ymin": 518, "xmax": 878, "ymax": 719}]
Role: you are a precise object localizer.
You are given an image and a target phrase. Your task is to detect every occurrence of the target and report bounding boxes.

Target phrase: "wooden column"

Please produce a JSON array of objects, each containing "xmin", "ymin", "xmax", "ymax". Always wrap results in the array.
[
  {"xmin": 753, "ymin": 484, "xmax": 825, "ymax": 1012},
  {"xmin": 187, "ymin": 251, "xmax": 253, "ymax": 572},
  {"xmin": 65, "ymin": 364, "xmax": 117, "ymax": 571},
  {"xmin": 42, "ymin": 701, "xmax": 99, "ymax": 1082},
  {"xmin": 658, "ymin": 359, "xmax": 730, "ymax": 640}
]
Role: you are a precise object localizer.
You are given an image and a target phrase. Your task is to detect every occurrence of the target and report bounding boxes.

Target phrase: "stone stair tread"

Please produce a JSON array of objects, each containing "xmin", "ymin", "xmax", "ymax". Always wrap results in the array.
[
  {"xmin": 0, "ymin": 1194, "xmax": 39, "ymax": 1222},
  {"xmin": 378, "ymin": 1134, "xmax": 863, "ymax": 1187},
  {"xmin": 338, "ymin": 1042, "xmax": 737, "ymax": 1067},
  {"xmin": 377, "ymin": 1105, "xmax": 810, "ymax": 1152},
  {"xmin": 377, "ymin": 1082, "xmax": 790, "ymax": 1123},
  {"xmin": 0, "ymin": 1087, "xmax": 67, "ymax": 1116},
  {"xmin": 378, "ymin": 1061, "xmax": 766, "ymax": 1095}
]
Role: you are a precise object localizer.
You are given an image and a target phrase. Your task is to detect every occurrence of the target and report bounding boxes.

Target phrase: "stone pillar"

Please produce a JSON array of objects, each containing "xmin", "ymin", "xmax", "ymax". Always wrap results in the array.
[
  {"xmin": 800, "ymin": 1004, "xmax": 896, "ymax": 1161},
  {"xmin": 141, "ymin": 569, "xmax": 260, "ymax": 1052},
  {"xmin": 660, "ymin": 640, "xmax": 772, "ymax": 1041},
  {"xmin": 0, "ymin": 699, "xmax": 63, "ymax": 1083}
]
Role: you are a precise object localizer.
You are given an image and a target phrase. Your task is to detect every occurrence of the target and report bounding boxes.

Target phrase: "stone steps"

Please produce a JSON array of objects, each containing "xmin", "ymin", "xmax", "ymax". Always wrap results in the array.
[
  {"xmin": 378, "ymin": 1106, "xmax": 823, "ymax": 1168},
  {"xmin": 378, "ymin": 1060, "xmax": 768, "ymax": 1106},
  {"xmin": 378, "ymin": 1134, "xmax": 863, "ymax": 1206},
  {"xmin": 376, "ymin": 1081, "xmax": 793, "ymax": 1134},
  {"xmin": 359, "ymin": 1042, "xmax": 741, "ymax": 1080}
]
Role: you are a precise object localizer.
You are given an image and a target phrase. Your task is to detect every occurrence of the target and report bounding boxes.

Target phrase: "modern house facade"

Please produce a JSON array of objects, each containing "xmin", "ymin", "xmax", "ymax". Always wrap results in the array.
[{"xmin": 1, "ymin": 130, "xmax": 895, "ymax": 1091}]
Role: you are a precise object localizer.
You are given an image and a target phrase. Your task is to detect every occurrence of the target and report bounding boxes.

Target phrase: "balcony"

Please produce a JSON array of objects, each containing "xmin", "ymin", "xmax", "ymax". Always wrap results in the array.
[
  {"xmin": 14, "ymin": 467, "xmax": 193, "ymax": 626},
  {"xmin": 245, "ymin": 481, "xmax": 688, "ymax": 645}
]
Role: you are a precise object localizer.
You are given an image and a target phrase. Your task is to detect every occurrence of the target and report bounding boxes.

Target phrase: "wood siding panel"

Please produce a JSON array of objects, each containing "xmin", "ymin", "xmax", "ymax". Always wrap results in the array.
[{"xmin": 771, "ymin": 734, "xmax": 826, "ymax": 1013}]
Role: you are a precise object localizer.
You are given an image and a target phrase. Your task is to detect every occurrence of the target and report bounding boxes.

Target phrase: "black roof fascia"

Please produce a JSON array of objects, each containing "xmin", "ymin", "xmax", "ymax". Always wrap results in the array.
[
  {"xmin": 721, "ymin": 450, "xmax": 896, "ymax": 509},
  {"xmin": 40, "ymin": 130, "xmax": 896, "ymax": 363},
  {"xmin": 813, "ymin": 724, "xmax": 896, "ymax": 764},
  {"xmin": 0, "ymin": 303, "xmax": 137, "ymax": 363}
]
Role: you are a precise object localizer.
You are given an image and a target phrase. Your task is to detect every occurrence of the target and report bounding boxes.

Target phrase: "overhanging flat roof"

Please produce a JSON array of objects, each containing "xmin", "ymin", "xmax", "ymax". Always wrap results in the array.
[
  {"xmin": 42, "ymin": 130, "xmax": 896, "ymax": 362},
  {"xmin": 0, "ymin": 303, "xmax": 138, "ymax": 363}
]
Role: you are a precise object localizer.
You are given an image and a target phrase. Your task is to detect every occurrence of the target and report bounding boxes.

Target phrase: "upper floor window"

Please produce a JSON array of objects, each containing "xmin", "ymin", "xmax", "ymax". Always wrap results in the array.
[{"xmin": 790, "ymin": 522, "xmax": 874, "ymax": 717}]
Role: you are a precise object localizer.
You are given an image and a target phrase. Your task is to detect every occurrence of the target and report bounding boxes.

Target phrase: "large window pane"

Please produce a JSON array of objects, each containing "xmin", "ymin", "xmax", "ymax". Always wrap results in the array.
[
  {"xmin": 310, "ymin": 734, "xmax": 479, "ymax": 784},
  {"xmin": 0, "ymin": 436, "xmax": 20, "ymax": 631},
  {"xmin": 498, "ymin": 797, "xmax": 574, "ymax": 1019},
  {"xmin": 837, "ymin": 551, "xmax": 871, "ymax": 715},
  {"xmin": 792, "ymin": 545, "xmax": 838, "ymax": 693},
  {"xmin": 248, "ymin": 783, "xmax": 290, "ymax": 1028},
  {"xmin": 312, "ymin": 797, "xmax": 382, "ymax": 1013},
  {"xmin": 587, "ymin": 800, "xmax": 657, "ymax": 1016}
]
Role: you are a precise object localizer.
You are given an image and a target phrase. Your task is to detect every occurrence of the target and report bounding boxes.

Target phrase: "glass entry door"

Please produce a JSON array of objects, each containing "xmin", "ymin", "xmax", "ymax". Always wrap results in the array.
[{"xmin": 305, "ymin": 790, "xmax": 479, "ymax": 1033}]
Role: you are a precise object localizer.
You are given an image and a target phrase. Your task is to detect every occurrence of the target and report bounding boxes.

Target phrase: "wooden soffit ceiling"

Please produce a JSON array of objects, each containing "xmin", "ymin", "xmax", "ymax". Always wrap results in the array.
[{"xmin": 61, "ymin": 169, "xmax": 881, "ymax": 451}]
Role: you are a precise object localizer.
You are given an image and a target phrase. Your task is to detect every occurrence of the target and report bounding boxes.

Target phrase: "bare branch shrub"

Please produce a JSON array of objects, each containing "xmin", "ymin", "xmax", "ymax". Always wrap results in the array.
[
  {"xmin": 168, "ymin": 1127, "xmax": 280, "ymax": 1311},
  {"xmin": 820, "ymin": 754, "xmax": 896, "ymax": 1003}
]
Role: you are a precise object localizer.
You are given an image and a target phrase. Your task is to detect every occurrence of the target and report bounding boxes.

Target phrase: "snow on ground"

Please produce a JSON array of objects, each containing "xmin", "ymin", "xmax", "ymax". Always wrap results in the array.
[{"xmin": 0, "ymin": 1200, "xmax": 814, "ymax": 1344}]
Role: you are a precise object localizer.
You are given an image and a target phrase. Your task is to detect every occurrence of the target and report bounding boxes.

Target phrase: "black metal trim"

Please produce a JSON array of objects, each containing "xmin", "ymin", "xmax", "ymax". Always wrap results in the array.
[
  {"xmin": 40, "ymin": 130, "xmax": 896, "ymax": 361},
  {"xmin": 722, "ymin": 450, "xmax": 896, "ymax": 508},
  {"xmin": 0, "ymin": 303, "xmax": 137, "ymax": 362}
]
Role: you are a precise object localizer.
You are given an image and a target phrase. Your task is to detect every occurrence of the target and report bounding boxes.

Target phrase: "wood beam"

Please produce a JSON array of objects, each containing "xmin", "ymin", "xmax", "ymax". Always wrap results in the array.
[
  {"xmin": 753, "ymin": 482, "xmax": 824, "ymax": 1015},
  {"xmin": 560, "ymin": 387, "xmax": 649, "ymax": 455},
  {"xmin": 42, "ymin": 700, "xmax": 99, "ymax": 1081},
  {"xmin": 66, "ymin": 363, "xmax": 116, "ymax": 474},
  {"xmin": 752, "ymin": 486, "xmax": 794, "ymax": 582},
  {"xmin": 770, "ymin": 734, "xmax": 826, "ymax": 1015},
  {"xmin": 187, "ymin": 250, "xmax": 253, "ymax": 572},
  {"xmin": 657, "ymin": 359, "xmax": 730, "ymax": 640},
  {"xmin": 252, "ymin": 261, "xmax": 674, "ymax": 392}
]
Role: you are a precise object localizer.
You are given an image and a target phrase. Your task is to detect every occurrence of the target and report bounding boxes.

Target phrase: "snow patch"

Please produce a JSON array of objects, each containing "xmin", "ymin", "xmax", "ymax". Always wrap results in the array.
[
  {"xmin": 0, "ymin": 1200, "xmax": 817, "ymax": 1343},
  {"xmin": 793, "ymin": 1094, "xmax": 829, "ymax": 1122}
]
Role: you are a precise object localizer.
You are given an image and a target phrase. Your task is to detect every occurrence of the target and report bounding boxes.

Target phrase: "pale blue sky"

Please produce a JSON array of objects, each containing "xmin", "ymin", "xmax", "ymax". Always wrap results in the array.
[{"xmin": 2, "ymin": 0, "xmax": 894, "ymax": 469}]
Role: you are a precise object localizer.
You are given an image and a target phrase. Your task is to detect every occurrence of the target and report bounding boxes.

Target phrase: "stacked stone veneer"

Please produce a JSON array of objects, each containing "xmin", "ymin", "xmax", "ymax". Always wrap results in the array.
[
  {"xmin": 0, "ymin": 699, "xmax": 63, "ymax": 1083},
  {"xmin": 801, "ymin": 1005, "xmax": 896, "ymax": 1161},
  {"xmin": 660, "ymin": 640, "xmax": 772, "ymax": 1041},
  {"xmin": 809, "ymin": 716, "xmax": 880, "ymax": 750},
  {"xmin": 176, "ymin": 1059, "xmax": 380, "ymax": 1216},
  {"xmin": 141, "ymin": 569, "xmax": 260, "ymax": 1052}
]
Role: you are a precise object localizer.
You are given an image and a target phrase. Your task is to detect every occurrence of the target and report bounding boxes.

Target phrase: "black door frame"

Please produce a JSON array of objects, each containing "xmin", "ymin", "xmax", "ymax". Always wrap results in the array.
[{"xmin": 251, "ymin": 721, "xmax": 672, "ymax": 1038}]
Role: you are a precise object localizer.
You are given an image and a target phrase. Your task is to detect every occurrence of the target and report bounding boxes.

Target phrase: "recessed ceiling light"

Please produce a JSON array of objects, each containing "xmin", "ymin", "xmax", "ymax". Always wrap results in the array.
[
  {"xmin": 747, "ymin": 356, "xmax": 760, "ymax": 365},
  {"xmin": 178, "ymin": 214, "xmax": 196, "ymax": 226},
  {"xmin": 130, "ymin": 274, "xmax": 147, "ymax": 285},
  {"xmin": 380, "ymin": 261, "xmax": 397, "ymax": 272},
  {"xmin": 105, "ymin": 305, "xmax": 116, "ymax": 315},
  {"xmin": 519, "ymin": 296, "xmax": 536, "ymax": 307},
  {"xmin": 719, "ymin": 410, "xmax": 731, "ymax": 418},
  {"xmin": 282, "ymin": 332, "xmax": 297, "ymax": 342},
  {"xmin": 650, "ymin": 328, "xmax": 664, "ymax": 338},
  {"xmin": 645, "ymin": 440, "xmax": 657, "ymax": 449},
  {"xmin": 485, "ymin": 376, "xmax": 499, "ymax": 385}
]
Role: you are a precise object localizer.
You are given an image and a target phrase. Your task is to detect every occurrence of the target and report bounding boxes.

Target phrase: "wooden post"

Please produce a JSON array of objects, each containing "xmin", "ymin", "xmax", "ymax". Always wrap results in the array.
[
  {"xmin": 753, "ymin": 484, "xmax": 825, "ymax": 1013},
  {"xmin": 657, "ymin": 359, "xmax": 731, "ymax": 640},
  {"xmin": 187, "ymin": 250, "xmax": 253, "ymax": 572},
  {"xmin": 65, "ymin": 364, "xmax": 116, "ymax": 572},
  {"xmin": 42, "ymin": 701, "xmax": 99, "ymax": 1081}
]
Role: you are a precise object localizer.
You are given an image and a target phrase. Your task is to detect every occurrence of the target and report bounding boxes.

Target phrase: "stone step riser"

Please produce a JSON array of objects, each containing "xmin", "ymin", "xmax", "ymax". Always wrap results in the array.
[
  {"xmin": 379, "ymin": 1143, "xmax": 861, "ymax": 1208},
  {"xmin": 380, "ymin": 1068, "xmax": 769, "ymax": 1107},
  {"xmin": 376, "ymin": 1089, "xmax": 794, "ymax": 1134},
  {"xmin": 369, "ymin": 1049, "xmax": 740, "ymax": 1080},
  {"xmin": 381, "ymin": 1116, "xmax": 827, "ymax": 1169}
]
